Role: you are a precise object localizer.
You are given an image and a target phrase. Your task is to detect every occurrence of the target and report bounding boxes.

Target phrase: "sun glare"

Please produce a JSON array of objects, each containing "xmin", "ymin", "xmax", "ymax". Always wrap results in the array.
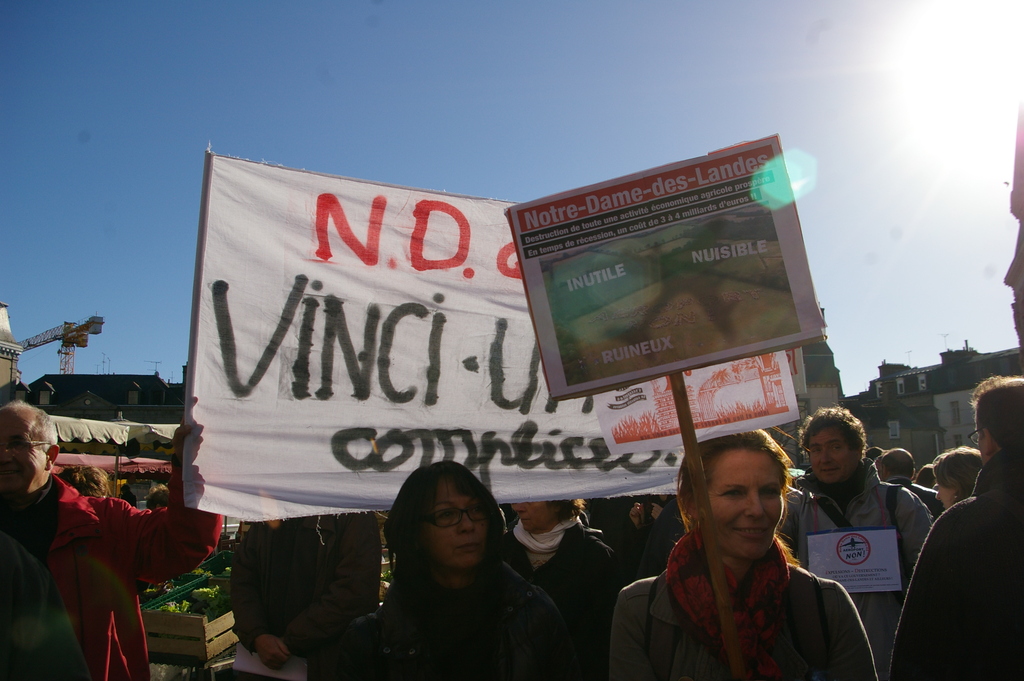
[{"xmin": 892, "ymin": 0, "xmax": 1023, "ymax": 171}]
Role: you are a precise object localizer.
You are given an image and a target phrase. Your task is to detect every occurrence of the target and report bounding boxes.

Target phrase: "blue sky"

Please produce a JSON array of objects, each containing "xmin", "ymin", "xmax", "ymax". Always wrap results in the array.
[{"xmin": 3, "ymin": 0, "xmax": 1021, "ymax": 395}]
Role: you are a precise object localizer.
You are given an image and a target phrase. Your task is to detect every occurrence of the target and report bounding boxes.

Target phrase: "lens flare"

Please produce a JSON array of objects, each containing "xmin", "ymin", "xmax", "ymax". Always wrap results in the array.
[{"xmin": 756, "ymin": 149, "xmax": 818, "ymax": 210}]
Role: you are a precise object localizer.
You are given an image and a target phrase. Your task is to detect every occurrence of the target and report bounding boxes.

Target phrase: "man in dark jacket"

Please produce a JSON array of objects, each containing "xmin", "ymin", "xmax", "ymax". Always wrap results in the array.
[
  {"xmin": 1, "ymin": 529, "xmax": 91, "ymax": 681},
  {"xmin": 890, "ymin": 376, "xmax": 1024, "ymax": 680},
  {"xmin": 876, "ymin": 448, "xmax": 945, "ymax": 518},
  {"xmin": 231, "ymin": 513, "xmax": 381, "ymax": 680}
]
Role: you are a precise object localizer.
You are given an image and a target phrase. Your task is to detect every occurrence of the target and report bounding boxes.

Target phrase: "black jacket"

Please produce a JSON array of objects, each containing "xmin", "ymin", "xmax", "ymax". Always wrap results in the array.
[
  {"xmin": 501, "ymin": 523, "xmax": 620, "ymax": 681},
  {"xmin": 231, "ymin": 513, "xmax": 381, "ymax": 681},
  {"xmin": 886, "ymin": 476, "xmax": 944, "ymax": 519},
  {"xmin": 890, "ymin": 447, "xmax": 1024, "ymax": 680},
  {"xmin": 338, "ymin": 562, "xmax": 581, "ymax": 681},
  {"xmin": 635, "ymin": 498, "xmax": 685, "ymax": 580}
]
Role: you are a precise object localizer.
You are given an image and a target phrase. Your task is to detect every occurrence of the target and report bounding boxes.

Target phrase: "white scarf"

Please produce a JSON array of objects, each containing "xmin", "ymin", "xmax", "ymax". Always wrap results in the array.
[{"xmin": 513, "ymin": 517, "xmax": 581, "ymax": 554}]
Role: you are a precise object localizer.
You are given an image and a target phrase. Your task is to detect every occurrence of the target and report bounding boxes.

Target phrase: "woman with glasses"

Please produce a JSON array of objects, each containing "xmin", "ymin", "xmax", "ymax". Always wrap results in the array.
[{"xmin": 338, "ymin": 461, "xmax": 581, "ymax": 681}]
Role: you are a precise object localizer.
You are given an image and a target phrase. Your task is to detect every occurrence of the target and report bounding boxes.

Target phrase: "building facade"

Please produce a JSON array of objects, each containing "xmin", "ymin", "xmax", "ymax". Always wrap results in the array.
[
  {"xmin": 18, "ymin": 372, "xmax": 186, "ymax": 423},
  {"xmin": 843, "ymin": 343, "xmax": 1021, "ymax": 468},
  {"xmin": 0, "ymin": 303, "xmax": 23, "ymax": 406}
]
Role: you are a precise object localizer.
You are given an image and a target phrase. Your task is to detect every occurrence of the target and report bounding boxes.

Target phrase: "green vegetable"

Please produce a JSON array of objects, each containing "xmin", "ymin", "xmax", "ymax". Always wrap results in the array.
[
  {"xmin": 140, "ymin": 580, "xmax": 175, "ymax": 604},
  {"xmin": 189, "ymin": 585, "xmax": 231, "ymax": 621},
  {"xmin": 157, "ymin": 601, "xmax": 191, "ymax": 613}
]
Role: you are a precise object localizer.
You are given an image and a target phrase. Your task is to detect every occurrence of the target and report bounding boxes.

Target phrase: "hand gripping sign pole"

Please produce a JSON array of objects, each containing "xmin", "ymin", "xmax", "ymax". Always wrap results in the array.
[{"xmin": 669, "ymin": 371, "xmax": 746, "ymax": 678}]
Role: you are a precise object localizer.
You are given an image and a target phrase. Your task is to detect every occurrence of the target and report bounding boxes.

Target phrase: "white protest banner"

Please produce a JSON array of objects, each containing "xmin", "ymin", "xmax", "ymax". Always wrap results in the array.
[
  {"xmin": 806, "ymin": 528, "xmax": 902, "ymax": 594},
  {"xmin": 505, "ymin": 135, "xmax": 825, "ymax": 400},
  {"xmin": 594, "ymin": 351, "xmax": 799, "ymax": 456},
  {"xmin": 184, "ymin": 153, "xmax": 682, "ymax": 520}
]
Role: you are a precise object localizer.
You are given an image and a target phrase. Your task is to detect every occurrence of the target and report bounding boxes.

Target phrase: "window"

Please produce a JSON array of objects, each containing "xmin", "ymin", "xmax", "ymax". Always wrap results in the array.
[
  {"xmin": 127, "ymin": 390, "xmax": 139, "ymax": 405},
  {"xmin": 897, "ymin": 378, "xmax": 905, "ymax": 395},
  {"xmin": 950, "ymin": 400, "xmax": 961, "ymax": 425},
  {"xmin": 918, "ymin": 374, "xmax": 927, "ymax": 391},
  {"xmin": 888, "ymin": 420, "xmax": 901, "ymax": 440},
  {"xmin": 38, "ymin": 391, "xmax": 50, "ymax": 406},
  {"xmin": 954, "ymin": 434, "xmax": 963, "ymax": 447},
  {"xmin": 876, "ymin": 383, "xmax": 883, "ymax": 398}
]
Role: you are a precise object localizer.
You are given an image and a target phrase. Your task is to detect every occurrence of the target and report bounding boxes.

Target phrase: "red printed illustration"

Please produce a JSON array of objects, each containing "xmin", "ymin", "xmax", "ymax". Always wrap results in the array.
[{"xmin": 610, "ymin": 353, "xmax": 789, "ymax": 444}]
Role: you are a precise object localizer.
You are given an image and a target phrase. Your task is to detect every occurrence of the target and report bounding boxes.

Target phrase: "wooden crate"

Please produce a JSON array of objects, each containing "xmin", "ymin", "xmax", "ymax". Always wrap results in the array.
[{"xmin": 143, "ymin": 609, "xmax": 237, "ymax": 662}]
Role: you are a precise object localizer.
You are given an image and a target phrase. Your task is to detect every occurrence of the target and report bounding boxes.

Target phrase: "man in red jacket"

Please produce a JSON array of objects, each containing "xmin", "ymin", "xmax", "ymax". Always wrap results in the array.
[{"xmin": 0, "ymin": 402, "xmax": 222, "ymax": 681}]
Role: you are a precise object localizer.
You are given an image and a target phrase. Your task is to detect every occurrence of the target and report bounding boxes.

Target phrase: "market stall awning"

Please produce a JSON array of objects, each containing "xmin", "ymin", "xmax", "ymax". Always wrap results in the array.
[
  {"xmin": 53, "ymin": 415, "xmax": 131, "ymax": 444},
  {"xmin": 51, "ymin": 416, "xmax": 177, "ymax": 454},
  {"xmin": 54, "ymin": 453, "xmax": 172, "ymax": 475},
  {"xmin": 120, "ymin": 420, "xmax": 177, "ymax": 445}
]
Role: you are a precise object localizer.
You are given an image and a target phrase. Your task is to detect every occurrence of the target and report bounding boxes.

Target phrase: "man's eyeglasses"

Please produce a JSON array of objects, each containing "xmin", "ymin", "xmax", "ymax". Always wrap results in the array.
[
  {"xmin": 0, "ymin": 440, "xmax": 51, "ymax": 455},
  {"xmin": 421, "ymin": 504, "xmax": 489, "ymax": 527},
  {"xmin": 968, "ymin": 429, "xmax": 982, "ymax": 445}
]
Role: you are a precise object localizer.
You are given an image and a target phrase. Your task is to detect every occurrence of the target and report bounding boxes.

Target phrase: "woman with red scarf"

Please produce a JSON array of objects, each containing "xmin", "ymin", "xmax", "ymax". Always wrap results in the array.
[{"xmin": 609, "ymin": 430, "xmax": 876, "ymax": 681}]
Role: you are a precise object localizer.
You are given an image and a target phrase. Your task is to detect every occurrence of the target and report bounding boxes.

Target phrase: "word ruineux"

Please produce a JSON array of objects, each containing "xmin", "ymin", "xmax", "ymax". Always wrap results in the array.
[
  {"xmin": 520, "ymin": 152, "xmax": 771, "ymax": 230},
  {"xmin": 692, "ymin": 240, "xmax": 769, "ymax": 263},
  {"xmin": 601, "ymin": 336, "xmax": 674, "ymax": 364},
  {"xmin": 565, "ymin": 263, "xmax": 627, "ymax": 291},
  {"xmin": 210, "ymin": 274, "xmax": 592, "ymax": 416}
]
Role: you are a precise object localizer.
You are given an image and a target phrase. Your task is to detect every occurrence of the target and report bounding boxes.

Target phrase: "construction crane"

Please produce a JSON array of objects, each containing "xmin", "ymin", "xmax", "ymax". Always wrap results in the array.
[{"xmin": 20, "ymin": 316, "xmax": 105, "ymax": 374}]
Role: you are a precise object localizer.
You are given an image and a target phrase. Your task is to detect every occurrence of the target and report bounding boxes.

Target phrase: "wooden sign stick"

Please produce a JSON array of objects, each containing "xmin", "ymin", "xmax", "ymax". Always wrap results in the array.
[{"xmin": 669, "ymin": 371, "xmax": 746, "ymax": 678}]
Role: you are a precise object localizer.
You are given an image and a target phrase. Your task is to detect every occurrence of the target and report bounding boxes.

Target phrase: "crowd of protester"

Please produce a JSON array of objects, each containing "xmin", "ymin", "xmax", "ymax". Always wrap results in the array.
[{"xmin": 3, "ymin": 374, "xmax": 1023, "ymax": 680}]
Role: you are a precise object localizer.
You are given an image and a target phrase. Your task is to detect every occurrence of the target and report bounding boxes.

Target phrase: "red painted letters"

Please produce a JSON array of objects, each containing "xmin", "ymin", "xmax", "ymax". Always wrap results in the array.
[
  {"xmin": 313, "ymin": 193, "xmax": 519, "ymax": 280},
  {"xmin": 410, "ymin": 200, "xmax": 470, "ymax": 272},
  {"xmin": 496, "ymin": 242, "xmax": 521, "ymax": 280},
  {"xmin": 314, "ymin": 194, "xmax": 386, "ymax": 265}
]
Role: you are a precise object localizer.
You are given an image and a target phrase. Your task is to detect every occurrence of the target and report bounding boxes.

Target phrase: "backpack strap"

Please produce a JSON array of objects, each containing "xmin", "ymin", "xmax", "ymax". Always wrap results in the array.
[
  {"xmin": 883, "ymin": 484, "xmax": 910, "ymax": 604},
  {"xmin": 884, "ymin": 484, "xmax": 909, "ymax": 603},
  {"xmin": 814, "ymin": 496, "xmax": 852, "ymax": 528},
  {"xmin": 884, "ymin": 484, "xmax": 902, "ymax": 539},
  {"xmin": 786, "ymin": 568, "xmax": 830, "ymax": 675},
  {"xmin": 644, "ymin": 574, "xmax": 680, "ymax": 681}
]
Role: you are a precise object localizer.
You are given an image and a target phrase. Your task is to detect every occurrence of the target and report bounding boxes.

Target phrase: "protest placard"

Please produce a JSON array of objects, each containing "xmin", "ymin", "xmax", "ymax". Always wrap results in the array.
[
  {"xmin": 806, "ymin": 528, "xmax": 902, "ymax": 594},
  {"xmin": 505, "ymin": 136, "xmax": 825, "ymax": 400},
  {"xmin": 507, "ymin": 140, "xmax": 824, "ymax": 673},
  {"xmin": 185, "ymin": 153, "xmax": 684, "ymax": 520},
  {"xmin": 594, "ymin": 351, "xmax": 799, "ymax": 456}
]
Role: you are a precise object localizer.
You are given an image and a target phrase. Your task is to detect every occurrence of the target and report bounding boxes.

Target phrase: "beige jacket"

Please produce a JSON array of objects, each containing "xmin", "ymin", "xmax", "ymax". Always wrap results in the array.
[{"xmin": 610, "ymin": 568, "xmax": 877, "ymax": 681}]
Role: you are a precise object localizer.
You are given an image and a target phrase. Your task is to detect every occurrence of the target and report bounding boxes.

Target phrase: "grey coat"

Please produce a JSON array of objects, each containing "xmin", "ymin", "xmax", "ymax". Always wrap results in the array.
[
  {"xmin": 785, "ymin": 466, "xmax": 933, "ymax": 680},
  {"xmin": 610, "ymin": 568, "xmax": 876, "ymax": 681}
]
